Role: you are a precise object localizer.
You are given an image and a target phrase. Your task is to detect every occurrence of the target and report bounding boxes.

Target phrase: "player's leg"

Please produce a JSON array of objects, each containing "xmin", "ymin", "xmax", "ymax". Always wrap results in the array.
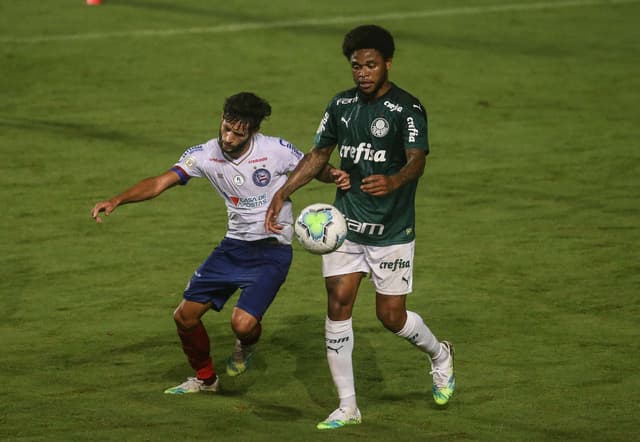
[
  {"xmin": 369, "ymin": 241, "xmax": 455, "ymax": 405},
  {"xmin": 231, "ymin": 306, "xmax": 261, "ymax": 344},
  {"xmin": 317, "ymin": 239, "xmax": 368, "ymax": 430},
  {"xmin": 164, "ymin": 299, "xmax": 219, "ymax": 394},
  {"xmin": 317, "ymin": 272, "xmax": 364, "ymax": 430},
  {"xmin": 376, "ymin": 293, "xmax": 454, "ymax": 404},
  {"xmin": 165, "ymin": 238, "xmax": 241, "ymax": 394},
  {"xmin": 227, "ymin": 240, "xmax": 293, "ymax": 376},
  {"xmin": 226, "ymin": 307, "xmax": 260, "ymax": 376},
  {"xmin": 376, "ymin": 293, "xmax": 441, "ymax": 354}
]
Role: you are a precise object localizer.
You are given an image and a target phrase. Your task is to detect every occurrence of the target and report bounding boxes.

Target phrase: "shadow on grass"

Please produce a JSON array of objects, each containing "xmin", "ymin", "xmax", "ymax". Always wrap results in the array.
[{"xmin": 266, "ymin": 314, "xmax": 436, "ymax": 410}]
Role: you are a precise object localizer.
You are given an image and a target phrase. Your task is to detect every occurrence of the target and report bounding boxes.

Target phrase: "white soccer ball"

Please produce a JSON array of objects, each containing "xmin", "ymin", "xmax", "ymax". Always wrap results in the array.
[{"xmin": 294, "ymin": 203, "xmax": 347, "ymax": 255}]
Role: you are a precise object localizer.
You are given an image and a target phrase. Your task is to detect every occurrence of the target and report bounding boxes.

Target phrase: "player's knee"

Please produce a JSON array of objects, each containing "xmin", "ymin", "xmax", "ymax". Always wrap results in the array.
[
  {"xmin": 173, "ymin": 306, "xmax": 199, "ymax": 330},
  {"xmin": 377, "ymin": 309, "xmax": 405, "ymax": 333},
  {"xmin": 231, "ymin": 310, "xmax": 259, "ymax": 340},
  {"xmin": 327, "ymin": 291, "xmax": 356, "ymax": 319}
]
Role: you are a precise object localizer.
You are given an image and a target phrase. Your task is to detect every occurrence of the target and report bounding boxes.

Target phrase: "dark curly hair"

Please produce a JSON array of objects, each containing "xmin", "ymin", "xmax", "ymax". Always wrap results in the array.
[
  {"xmin": 342, "ymin": 24, "xmax": 395, "ymax": 60},
  {"xmin": 223, "ymin": 92, "xmax": 272, "ymax": 132}
]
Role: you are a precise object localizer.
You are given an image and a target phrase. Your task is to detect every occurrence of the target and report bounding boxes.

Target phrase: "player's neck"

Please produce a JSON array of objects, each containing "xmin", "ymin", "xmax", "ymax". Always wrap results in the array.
[
  {"xmin": 223, "ymin": 136, "xmax": 254, "ymax": 160},
  {"xmin": 360, "ymin": 81, "xmax": 392, "ymax": 102}
]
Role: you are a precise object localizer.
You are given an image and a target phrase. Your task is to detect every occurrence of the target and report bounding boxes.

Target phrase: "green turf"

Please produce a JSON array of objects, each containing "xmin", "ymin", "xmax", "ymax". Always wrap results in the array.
[{"xmin": 1, "ymin": 0, "xmax": 639, "ymax": 440}]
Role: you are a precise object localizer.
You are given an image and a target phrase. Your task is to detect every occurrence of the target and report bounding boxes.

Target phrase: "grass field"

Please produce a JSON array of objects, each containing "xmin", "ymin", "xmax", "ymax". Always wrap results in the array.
[{"xmin": 1, "ymin": 0, "xmax": 639, "ymax": 440}]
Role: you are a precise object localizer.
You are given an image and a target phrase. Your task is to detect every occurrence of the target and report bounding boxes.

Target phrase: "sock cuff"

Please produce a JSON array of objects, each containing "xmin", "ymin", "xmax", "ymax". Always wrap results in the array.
[
  {"xmin": 396, "ymin": 310, "xmax": 419, "ymax": 338},
  {"xmin": 326, "ymin": 316, "xmax": 353, "ymax": 334}
]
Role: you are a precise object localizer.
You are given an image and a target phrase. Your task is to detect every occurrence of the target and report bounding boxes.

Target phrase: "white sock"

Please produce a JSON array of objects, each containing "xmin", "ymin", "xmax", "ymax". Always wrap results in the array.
[
  {"xmin": 395, "ymin": 311, "xmax": 441, "ymax": 359},
  {"xmin": 325, "ymin": 317, "xmax": 357, "ymax": 410}
]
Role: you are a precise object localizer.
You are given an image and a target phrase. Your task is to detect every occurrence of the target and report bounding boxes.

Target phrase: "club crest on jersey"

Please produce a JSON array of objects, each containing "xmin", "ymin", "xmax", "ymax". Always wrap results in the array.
[
  {"xmin": 371, "ymin": 118, "xmax": 390, "ymax": 138},
  {"xmin": 233, "ymin": 175, "xmax": 245, "ymax": 186},
  {"xmin": 252, "ymin": 168, "xmax": 271, "ymax": 187}
]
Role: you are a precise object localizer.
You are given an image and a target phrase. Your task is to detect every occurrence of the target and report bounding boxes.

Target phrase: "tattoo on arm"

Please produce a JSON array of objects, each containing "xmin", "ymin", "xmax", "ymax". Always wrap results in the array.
[
  {"xmin": 393, "ymin": 148, "xmax": 426, "ymax": 187},
  {"xmin": 281, "ymin": 146, "xmax": 335, "ymax": 196}
]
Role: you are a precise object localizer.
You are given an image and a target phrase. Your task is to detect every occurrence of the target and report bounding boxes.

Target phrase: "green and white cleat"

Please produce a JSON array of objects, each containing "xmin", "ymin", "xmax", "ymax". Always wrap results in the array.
[
  {"xmin": 163, "ymin": 376, "xmax": 218, "ymax": 394},
  {"xmin": 316, "ymin": 407, "xmax": 362, "ymax": 430},
  {"xmin": 226, "ymin": 339, "xmax": 254, "ymax": 377},
  {"xmin": 431, "ymin": 341, "xmax": 455, "ymax": 405}
]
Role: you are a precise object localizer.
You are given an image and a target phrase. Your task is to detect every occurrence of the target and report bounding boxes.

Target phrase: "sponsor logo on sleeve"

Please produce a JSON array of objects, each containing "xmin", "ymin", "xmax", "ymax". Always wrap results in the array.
[
  {"xmin": 316, "ymin": 112, "xmax": 329, "ymax": 134},
  {"xmin": 279, "ymin": 139, "xmax": 303, "ymax": 159},
  {"xmin": 184, "ymin": 156, "xmax": 197, "ymax": 168},
  {"xmin": 406, "ymin": 117, "xmax": 419, "ymax": 142}
]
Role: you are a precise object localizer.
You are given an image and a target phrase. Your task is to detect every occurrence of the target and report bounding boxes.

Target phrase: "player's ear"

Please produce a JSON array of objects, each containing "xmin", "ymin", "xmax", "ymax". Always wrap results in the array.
[
  {"xmin": 249, "ymin": 124, "xmax": 260, "ymax": 135},
  {"xmin": 385, "ymin": 58, "xmax": 393, "ymax": 71}
]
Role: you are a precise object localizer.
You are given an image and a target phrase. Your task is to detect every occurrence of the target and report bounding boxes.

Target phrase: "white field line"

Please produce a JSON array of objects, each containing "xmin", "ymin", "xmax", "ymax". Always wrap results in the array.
[{"xmin": 1, "ymin": 0, "xmax": 638, "ymax": 44}]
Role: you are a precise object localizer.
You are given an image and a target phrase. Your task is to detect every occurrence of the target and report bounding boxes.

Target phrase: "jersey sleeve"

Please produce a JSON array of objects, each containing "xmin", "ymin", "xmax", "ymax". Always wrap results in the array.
[
  {"xmin": 276, "ymin": 138, "xmax": 304, "ymax": 172},
  {"xmin": 313, "ymin": 98, "xmax": 338, "ymax": 149},
  {"xmin": 401, "ymin": 101, "xmax": 429, "ymax": 154},
  {"xmin": 172, "ymin": 144, "xmax": 205, "ymax": 184}
]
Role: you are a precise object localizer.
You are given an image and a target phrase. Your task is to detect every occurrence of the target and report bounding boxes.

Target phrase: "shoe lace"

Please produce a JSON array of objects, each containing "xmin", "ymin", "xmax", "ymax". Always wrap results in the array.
[
  {"xmin": 327, "ymin": 408, "xmax": 347, "ymax": 421},
  {"xmin": 430, "ymin": 367, "xmax": 449, "ymax": 388},
  {"xmin": 181, "ymin": 377, "xmax": 203, "ymax": 388}
]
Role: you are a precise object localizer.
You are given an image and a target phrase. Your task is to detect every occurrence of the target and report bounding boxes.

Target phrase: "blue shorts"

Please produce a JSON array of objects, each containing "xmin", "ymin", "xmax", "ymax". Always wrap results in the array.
[{"xmin": 183, "ymin": 237, "xmax": 293, "ymax": 320}]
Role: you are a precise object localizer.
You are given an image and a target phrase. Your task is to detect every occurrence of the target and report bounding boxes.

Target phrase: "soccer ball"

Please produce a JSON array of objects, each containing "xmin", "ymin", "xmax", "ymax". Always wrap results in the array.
[{"xmin": 294, "ymin": 203, "xmax": 347, "ymax": 255}]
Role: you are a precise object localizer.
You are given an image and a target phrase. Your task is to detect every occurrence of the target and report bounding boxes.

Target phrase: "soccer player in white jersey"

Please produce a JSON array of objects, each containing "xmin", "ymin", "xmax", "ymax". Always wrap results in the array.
[
  {"xmin": 266, "ymin": 26, "xmax": 455, "ymax": 429},
  {"xmin": 92, "ymin": 92, "xmax": 325, "ymax": 394}
]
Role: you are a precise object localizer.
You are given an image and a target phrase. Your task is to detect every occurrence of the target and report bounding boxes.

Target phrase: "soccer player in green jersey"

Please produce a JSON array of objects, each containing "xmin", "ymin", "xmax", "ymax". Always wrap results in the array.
[{"xmin": 265, "ymin": 25, "xmax": 455, "ymax": 429}]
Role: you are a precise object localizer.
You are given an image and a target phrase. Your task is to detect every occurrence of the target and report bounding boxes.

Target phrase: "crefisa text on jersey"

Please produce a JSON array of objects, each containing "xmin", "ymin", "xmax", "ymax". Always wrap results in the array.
[
  {"xmin": 406, "ymin": 117, "xmax": 419, "ymax": 142},
  {"xmin": 339, "ymin": 142, "xmax": 387, "ymax": 164}
]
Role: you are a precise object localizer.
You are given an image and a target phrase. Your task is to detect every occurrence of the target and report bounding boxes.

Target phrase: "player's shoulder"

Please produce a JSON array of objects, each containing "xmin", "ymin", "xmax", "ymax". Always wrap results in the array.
[
  {"xmin": 178, "ymin": 140, "xmax": 213, "ymax": 162},
  {"xmin": 387, "ymin": 83, "xmax": 427, "ymax": 116},
  {"xmin": 255, "ymin": 133, "xmax": 303, "ymax": 160}
]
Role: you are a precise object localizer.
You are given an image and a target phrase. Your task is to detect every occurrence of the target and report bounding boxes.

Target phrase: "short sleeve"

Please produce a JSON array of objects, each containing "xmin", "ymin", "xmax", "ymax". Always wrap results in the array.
[
  {"xmin": 276, "ymin": 138, "xmax": 304, "ymax": 173},
  {"xmin": 402, "ymin": 102, "xmax": 429, "ymax": 153},
  {"xmin": 173, "ymin": 144, "xmax": 205, "ymax": 183},
  {"xmin": 313, "ymin": 99, "xmax": 338, "ymax": 148}
]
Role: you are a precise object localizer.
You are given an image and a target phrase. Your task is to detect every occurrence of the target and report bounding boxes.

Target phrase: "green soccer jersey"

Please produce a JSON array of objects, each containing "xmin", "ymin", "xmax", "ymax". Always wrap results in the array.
[{"xmin": 314, "ymin": 83, "xmax": 429, "ymax": 246}]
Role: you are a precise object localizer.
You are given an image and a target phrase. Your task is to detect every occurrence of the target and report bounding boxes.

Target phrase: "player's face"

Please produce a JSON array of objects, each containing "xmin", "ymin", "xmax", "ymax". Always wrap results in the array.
[
  {"xmin": 218, "ymin": 119, "xmax": 253, "ymax": 157},
  {"xmin": 350, "ymin": 49, "xmax": 392, "ymax": 99}
]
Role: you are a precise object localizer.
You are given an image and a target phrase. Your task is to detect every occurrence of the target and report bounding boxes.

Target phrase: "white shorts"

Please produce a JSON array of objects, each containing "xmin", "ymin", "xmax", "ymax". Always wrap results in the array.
[{"xmin": 322, "ymin": 239, "xmax": 415, "ymax": 295}]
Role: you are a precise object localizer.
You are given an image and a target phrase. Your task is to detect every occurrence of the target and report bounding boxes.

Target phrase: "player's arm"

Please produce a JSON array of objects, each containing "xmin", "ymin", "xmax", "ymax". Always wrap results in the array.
[
  {"xmin": 91, "ymin": 169, "xmax": 182, "ymax": 223},
  {"xmin": 316, "ymin": 163, "xmax": 351, "ymax": 190},
  {"xmin": 360, "ymin": 148, "xmax": 426, "ymax": 196},
  {"xmin": 265, "ymin": 145, "xmax": 335, "ymax": 232}
]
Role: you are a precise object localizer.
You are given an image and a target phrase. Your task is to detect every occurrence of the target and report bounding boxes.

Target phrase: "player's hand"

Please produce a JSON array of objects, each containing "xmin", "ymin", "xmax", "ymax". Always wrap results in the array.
[
  {"xmin": 91, "ymin": 200, "xmax": 117, "ymax": 223},
  {"xmin": 265, "ymin": 195, "xmax": 285, "ymax": 233},
  {"xmin": 330, "ymin": 168, "xmax": 351, "ymax": 190},
  {"xmin": 360, "ymin": 174, "xmax": 397, "ymax": 196}
]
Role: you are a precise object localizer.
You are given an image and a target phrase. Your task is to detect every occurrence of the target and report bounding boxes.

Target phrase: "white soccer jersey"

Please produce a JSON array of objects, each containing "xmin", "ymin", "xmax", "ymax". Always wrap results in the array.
[{"xmin": 172, "ymin": 133, "xmax": 303, "ymax": 244}]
